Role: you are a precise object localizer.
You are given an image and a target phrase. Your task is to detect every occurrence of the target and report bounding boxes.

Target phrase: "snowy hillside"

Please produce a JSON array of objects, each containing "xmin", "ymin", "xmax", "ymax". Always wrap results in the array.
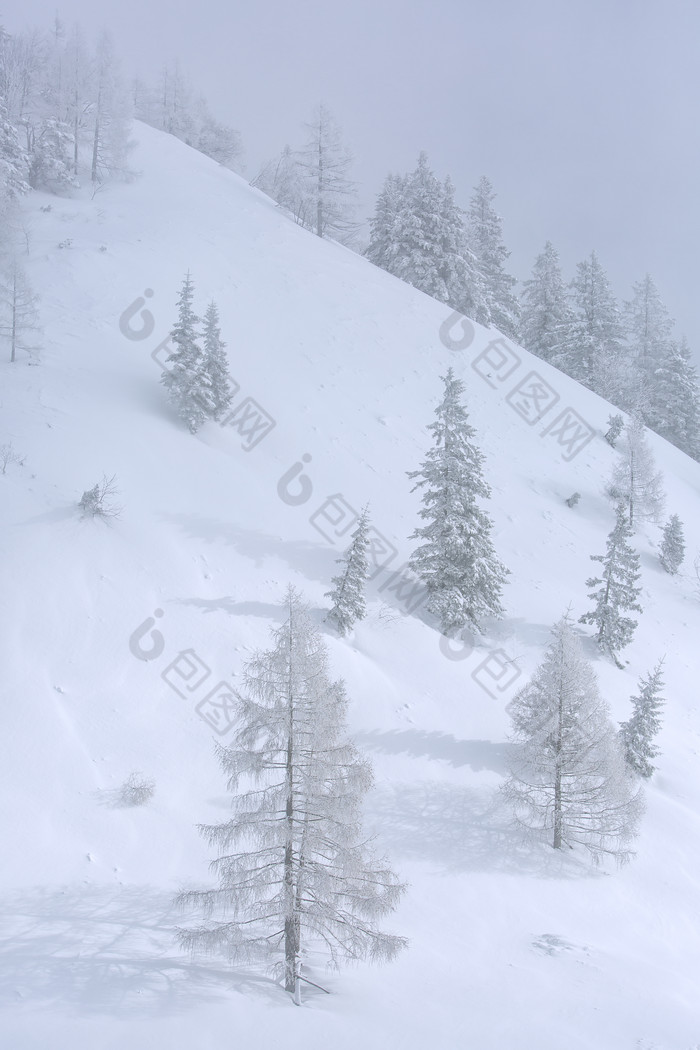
[{"xmin": 2, "ymin": 122, "xmax": 700, "ymax": 1049}]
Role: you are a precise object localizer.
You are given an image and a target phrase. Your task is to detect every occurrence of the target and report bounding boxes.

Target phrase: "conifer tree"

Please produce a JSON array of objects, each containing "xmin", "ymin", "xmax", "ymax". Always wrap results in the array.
[
  {"xmin": 566, "ymin": 251, "xmax": 626, "ymax": 401},
  {"xmin": 659, "ymin": 514, "xmax": 685, "ymax": 574},
  {"xmin": 0, "ymin": 100, "xmax": 30, "ymax": 205},
  {"xmin": 161, "ymin": 272, "xmax": 210, "ymax": 433},
  {"xmin": 26, "ymin": 117, "xmax": 77, "ymax": 192},
  {"xmin": 625, "ymin": 274, "xmax": 675, "ymax": 422},
  {"xmin": 176, "ymin": 589, "xmax": 406, "ymax": 1003},
  {"xmin": 439, "ymin": 174, "xmax": 488, "ymax": 321},
  {"xmin": 89, "ymin": 31, "xmax": 132, "ymax": 185},
  {"xmin": 367, "ymin": 157, "xmax": 485, "ymax": 320},
  {"xmin": 604, "ymin": 413, "xmax": 624, "ymax": 448},
  {"xmin": 619, "ymin": 660, "xmax": 666, "ymax": 778},
  {"xmin": 519, "ymin": 241, "xmax": 573, "ymax": 366},
  {"xmin": 0, "ymin": 257, "xmax": 40, "ymax": 362},
  {"xmin": 326, "ymin": 506, "xmax": 371, "ymax": 636},
  {"xmin": 365, "ymin": 172, "xmax": 405, "ymax": 273},
  {"xmin": 389, "ymin": 152, "xmax": 453, "ymax": 304},
  {"xmin": 650, "ymin": 336, "xmax": 700, "ymax": 460},
  {"xmin": 408, "ymin": 368, "xmax": 508, "ymax": 634},
  {"xmin": 466, "ymin": 175, "xmax": 520, "ymax": 339},
  {"xmin": 298, "ymin": 104, "xmax": 356, "ymax": 242},
  {"xmin": 579, "ymin": 506, "xmax": 643, "ymax": 667},
  {"xmin": 200, "ymin": 300, "xmax": 234, "ymax": 421},
  {"xmin": 608, "ymin": 417, "xmax": 665, "ymax": 528},
  {"xmin": 503, "ymin": 615, "xmax": 643, "ymax": 861}
]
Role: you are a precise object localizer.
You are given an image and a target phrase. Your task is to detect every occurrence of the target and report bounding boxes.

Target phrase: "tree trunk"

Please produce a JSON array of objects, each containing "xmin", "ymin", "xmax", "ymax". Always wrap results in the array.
[
  {"xmin": 10, "ymin": 272, "xmax": 17, "ymax": 363},
  {"xmin": 283, "ymin": 609, "xmax": 298, "ymax": 995},
  {"xmin": 553, "ymin": 667, "xmax": 564, "ymax": 849}
]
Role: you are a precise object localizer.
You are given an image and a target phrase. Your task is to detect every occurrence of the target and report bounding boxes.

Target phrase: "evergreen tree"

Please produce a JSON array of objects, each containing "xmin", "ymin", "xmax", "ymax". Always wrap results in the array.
[
  {"xmin": 659, "ymin": 514, "xmax": 685, "ymax": 574},
  {"xmin": 619, "ymin": 660, "xmax": 666, "ymax": 778},
  {"xmin": 519, "ymin": 241, "xmax": 574, "ymax": 366},
  {"xmin": 625, "ymin": 274, "xmax": 675, "ymax": 422},
  {"xmin": 161, "ymin": 272, "xmax": 210, "ymax": 433},
  {"xmin": 367, "ymin": 157, "xmax": 485, "ymax": 320},
  {"xmin": 650, "ymin": 335, "xmax": 700, "ymax": 460},
  {"xmin": 389, "ymin": 152, "xmax": 451, "ymax": 303},
  {"xmin": 175, "ymin": 589, "xmax": 406, "ymax": 1003},
  {"xmin": 365, "ymin": 172, "xmax": 405, "ymax": 273},
  {"xmin": 326, "ymin": 505, "xmax": 371, "ymax": 635},
  {"xmin": 26, "ymin": 117, "xmax": 77, "ymax": 192},
  {"xmin": 566, "ymin": 251, "xmax": 626, "ymax": 400},
  {"xmin": 0, "ymin": 100, "xmax": 30, "ymax": 206},
  {"xmin": 579, "ymin": 506, "xmax": 643, "ymax": 667},
  {"xmin": 439, "ymin": 174, "xmax": 488, "ymax": 321},
  {"xmin": 503, "ymin": 615, "xmax": 643, "ymax": 861},
  {"xmin": 466, "ymin": 175, "xmax": 520, "ymax": 338},
  {"xmin": 408, "ymin": 367, "xmax": 508, "ymax": 634},
  {"xmin": 608, "ymin": 416, "xmax": 665, "ymax": 527},
  {"xmin": 200, "ymin": 300, "xmax": 234, "ymax": 421}
]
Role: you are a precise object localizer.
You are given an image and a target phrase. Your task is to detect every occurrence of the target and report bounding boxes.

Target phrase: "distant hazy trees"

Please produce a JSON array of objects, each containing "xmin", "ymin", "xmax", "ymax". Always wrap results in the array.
[
  {"xmin": 366, "ymin": 157, "xmax": 518, "ymax": 332},
  {"xmin": 253, "ymin": 104, "xmax": 357, "ymax": 243}
]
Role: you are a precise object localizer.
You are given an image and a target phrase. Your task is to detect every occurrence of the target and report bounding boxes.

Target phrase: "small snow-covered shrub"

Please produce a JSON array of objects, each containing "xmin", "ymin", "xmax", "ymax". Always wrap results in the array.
[
  {"xmin": 78, "ymin": 474, "xmax": 122, "ymax": 518},
  {"xmin": 0, "ymin": 442, "xmax": 22, "ymax": 474},
  {"xmin": 117, "ymin": 772, "xmax": 155, "ymax": 807}
]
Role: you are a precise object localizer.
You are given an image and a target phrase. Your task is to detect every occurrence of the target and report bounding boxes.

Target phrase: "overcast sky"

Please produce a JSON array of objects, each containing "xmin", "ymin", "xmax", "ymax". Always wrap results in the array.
[{"xmin": 7, "ymin": 0, "xmax": 700, "ymax": 357}]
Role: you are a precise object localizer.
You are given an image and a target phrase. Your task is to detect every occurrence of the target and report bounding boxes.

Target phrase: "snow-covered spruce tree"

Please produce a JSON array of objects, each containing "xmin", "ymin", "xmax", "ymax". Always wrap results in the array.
[
  {"xmin": 378, "ymin": 152, "xmax": 444, "ymax": 300},
  {"xmin": 624, "ymin": 273, "xmax": 675, "ymax": 424},
  {"xmin": 200, "ymin": 301, "xmax": 233, "ymax": 421},
  {"xmin": 0, "ymin": 100, "xmax": 30, "ymax": 207},
  {"xmin": 519, "ymin": 241, "xmax": 574, "ymax": 366},
  {"xmin": 161, "ymin": 272, "xmax": 211, "ymax": 433},
  {"xmin": 408, "ymin": 367, "xmax": 508, "ymax": 634},
  {"xmin": 325, "ymin": 505, "xmax": 371, "ymax": 636},
  {"xmin": 175, "ymin": 588, "xmax": 406, "ymax": 1003},
  {"xmin": 466, "ymin": 175, "xmax": 520, "ymax": 339},
  {"xmin": 439, "ymin": 174, "xmax": 488, "ymax": 321},
  {"xmin": 579, "ymin": 505, "xmax": 643, "ymax": 668},
  {"xmin": 298, "ymin": 104, "xmax": 357, "ymax": 243},
  {"xmin": 659, "ymin": 514, "xmax": 685, "ymax": 574},
  {"xmin": 619, "ymin": 660, "xmax": 666, "ymax": 779},
  {"xmin": 608, "ymin": 416, "xmax": 665, "ymax": 528},
  {"xmin": 565, "ymin": 251, "xmax": 627, "ymax": 402},
  {"xmin": 650, "ymin": 335, "xmax": 700, "ymax": 460},
  {"xmin": 365, "ymin": 172, "xmax": 405, "ymax": 273},
  {"xmin": 26, "ymin": 117, "xmax": 77, "ymax": 192},
  {"xmin": 503, "ymin": 615, "xmax": 643, "ymax": 861},
  {"xmin": 373, "ymin": 155, "xmax": 485, "ymax": 321}
]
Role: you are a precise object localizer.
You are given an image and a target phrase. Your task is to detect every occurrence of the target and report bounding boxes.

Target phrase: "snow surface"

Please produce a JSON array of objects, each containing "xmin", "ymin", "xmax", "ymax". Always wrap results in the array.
[{"xmin": 2, "ymin": 123, "xmax": 700, "ymax": 1049}]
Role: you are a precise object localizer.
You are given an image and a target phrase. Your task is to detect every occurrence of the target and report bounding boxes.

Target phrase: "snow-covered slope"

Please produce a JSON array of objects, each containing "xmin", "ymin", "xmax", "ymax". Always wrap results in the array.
[{"xmin": 2, "ymin": 123, "xmax": 699, "ymax": 1050}]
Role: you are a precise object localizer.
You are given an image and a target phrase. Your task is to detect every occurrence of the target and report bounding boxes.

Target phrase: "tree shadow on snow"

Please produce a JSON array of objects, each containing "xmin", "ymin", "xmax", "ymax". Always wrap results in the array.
[
  {"xmin": 355, "ymin": 729, "xmax": 513, "ymax": 775},
  {"xmin": 367, "ymin": 779, "xmax": 596, "ymax": 881},
  {"xmin": 159, "ymin": 511, "xmax": 338, "ymax": 588},
  {"xmin": 0, "ymin": 884, "xmax": 280, "ymax": 1018}
]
